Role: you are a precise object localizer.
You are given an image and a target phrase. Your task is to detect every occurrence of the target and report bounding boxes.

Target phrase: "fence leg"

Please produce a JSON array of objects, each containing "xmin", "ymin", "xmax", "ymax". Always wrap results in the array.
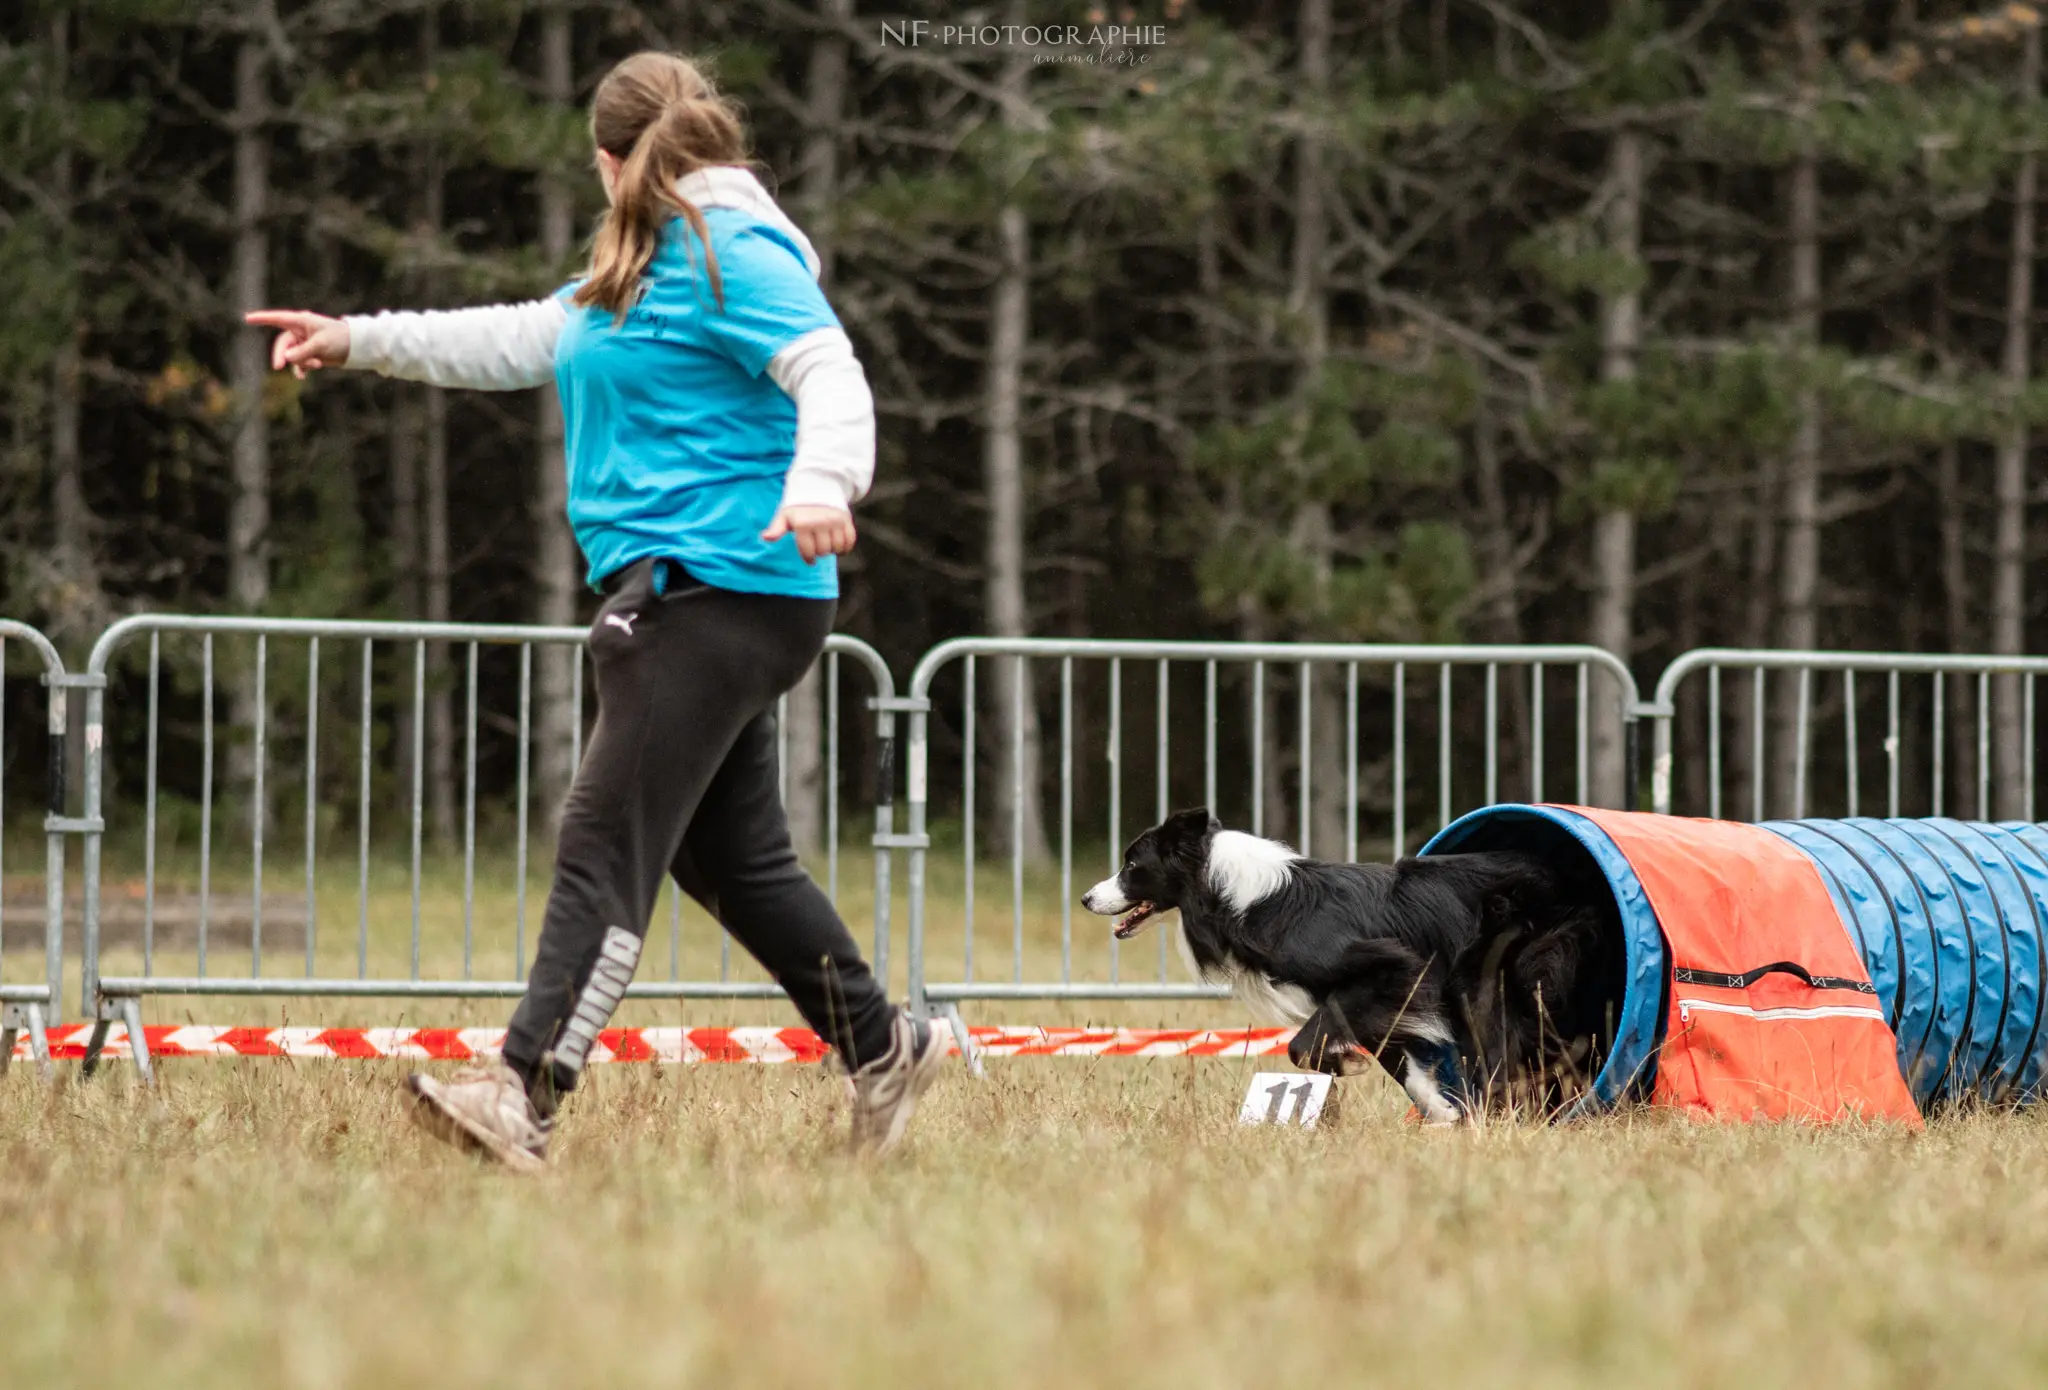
[
  {"xmin": 941, "ymin": 1003, "xmax": 982, "ymax": 1079},
  {"xmin": 26, "ymin": 1003, "xmax": 51, "ymax": 1081},
  {"xmin": 80, "ymin": 1016, "xmax": 111, "ymax": 1078},
  {"xmin": 121, "ymin": 998, "xmax": 155, "ymax": 1088},
  {"xmin": 0, "ymin": 1013, "xmax": 14, "ymax": 1078}
]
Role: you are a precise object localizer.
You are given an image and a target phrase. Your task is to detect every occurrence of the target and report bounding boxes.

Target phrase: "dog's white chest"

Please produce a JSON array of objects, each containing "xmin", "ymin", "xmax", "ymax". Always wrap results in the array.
[
  {"xmin": 1172, "ymin": 924, "xmax": 1313, "ymax": 1026},
  {"xmin": 1228, "ymin": 968, "xmax": 1316, "ymax": 1026}
]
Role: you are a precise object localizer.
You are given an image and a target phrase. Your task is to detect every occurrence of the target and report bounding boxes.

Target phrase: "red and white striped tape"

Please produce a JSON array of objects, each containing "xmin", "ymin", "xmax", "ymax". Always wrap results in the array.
[{"xmin": 10, "ymin": 1024, "xmax": 1295, "ymax": 1064}]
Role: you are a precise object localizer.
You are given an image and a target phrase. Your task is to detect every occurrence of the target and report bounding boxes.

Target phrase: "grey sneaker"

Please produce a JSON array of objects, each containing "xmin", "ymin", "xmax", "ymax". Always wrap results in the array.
[
  {"xmin": 406, "ymin": 1064, "xmax": 551, "ymax": 1173},
  {"xmin": 845, "ymin": 1011, "xmax": 947, "ymax": 1154}
]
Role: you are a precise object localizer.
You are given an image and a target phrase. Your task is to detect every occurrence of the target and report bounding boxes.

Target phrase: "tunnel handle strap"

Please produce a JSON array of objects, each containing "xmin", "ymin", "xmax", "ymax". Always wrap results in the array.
[{"xmin": 1672, "ymin": 962, "xmax": 1877, "ymax": 995}]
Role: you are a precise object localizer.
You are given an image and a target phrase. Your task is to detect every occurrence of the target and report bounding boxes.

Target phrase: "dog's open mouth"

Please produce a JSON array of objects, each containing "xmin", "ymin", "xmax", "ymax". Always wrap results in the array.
[{"xmin": 1113, "ymin": 903, "xmax": 1158, "ymax": 938}]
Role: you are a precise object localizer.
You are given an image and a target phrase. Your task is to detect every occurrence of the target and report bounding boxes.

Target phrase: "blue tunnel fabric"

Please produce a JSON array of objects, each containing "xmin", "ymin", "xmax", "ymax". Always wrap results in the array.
[
  {"xmin": 1422, "ymin": 808, "xmax": 2048, "ymax": 1114},
  {"xmin": 1761, "ymin": 819, "xmax": 2048, "ymax": 1108}
]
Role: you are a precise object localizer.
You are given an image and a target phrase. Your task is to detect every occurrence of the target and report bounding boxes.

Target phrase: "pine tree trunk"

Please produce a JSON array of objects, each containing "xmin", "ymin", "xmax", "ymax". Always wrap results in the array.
[
  {"xmin": 46, "ymin": 13, "xmax": 96, "ymax": 640},
  {"xmin": 1290, "ymin": 0, "xmax": 1345, "ymax": 855},
  {"xmin": 1590, "ymin": 125, "xmax": 1643, "ymax": 810},
  {"xmin": 1940, "ymin": 437, "xmax": 1976, "ymax": 808},
  {"xmin": 1733, "ymin": 456, "xmax": 1780, "ymax": 819},
  {"xmin": 783, "ymin": 0, "xmax": 854, "ymax": 857},
  {"xmin": 533, "ymin": 5, "xmax": 582, "ymax": 836},
  {"xmin": 47, "ymin": 11, "xmax": 98, "ymax": 802},
  {"xmin": 228, "ymin": 30, "xmax": 272, "ymax": 831},
  {"xmin": 986, "ymin": 7, "xmax": 1047, "ymax": 863},
  {"xmin": 1771, "ymin": 1, "xmax": 1824, "ymax": 819},
  {"xmin": 1936, "ymin": 291, "xmax": 1977, "ymax": 806},
  {"xmin": 1993, "ymin": 23, "xmax": 2039, "ymax": 820},
  {"xmin": 421, "ymin": 3, "xmax": 456, "ymax": 846},
  {"xmin": 1473, "ymin": 400, "xmax": 1530, "ymax": 799}
]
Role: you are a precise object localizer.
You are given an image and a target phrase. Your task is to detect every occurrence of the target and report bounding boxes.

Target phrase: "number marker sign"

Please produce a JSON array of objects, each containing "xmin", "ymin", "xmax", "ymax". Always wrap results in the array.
[{"xmin": 1238, "ymin": 1071, "xmax": 1333, "ymax": 1128}]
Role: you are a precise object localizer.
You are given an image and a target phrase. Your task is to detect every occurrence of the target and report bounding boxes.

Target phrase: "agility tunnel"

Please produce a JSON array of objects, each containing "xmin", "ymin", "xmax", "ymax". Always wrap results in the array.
[{"xmin": 1422, "ymin": 807, "xmax": 2048, "ymax": 1123}]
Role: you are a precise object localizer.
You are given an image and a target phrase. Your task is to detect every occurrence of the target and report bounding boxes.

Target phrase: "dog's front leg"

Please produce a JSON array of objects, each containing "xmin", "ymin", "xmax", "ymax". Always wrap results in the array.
[
  {"xmin": 1392, "ymin": 1037, "xmax": 1472, "ymax": 1125},
  {"xmin": 1289, "ymin": 1001, "xmax": 1376, "ymax": 1076}
]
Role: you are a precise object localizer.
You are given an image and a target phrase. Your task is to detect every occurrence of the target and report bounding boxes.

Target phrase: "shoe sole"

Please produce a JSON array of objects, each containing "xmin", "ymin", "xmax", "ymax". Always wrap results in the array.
[
  {"xmin": 858, "ymin": 1033, "xmax": 949, "ymax": 1155},
  {"xmin": 405, "ymin": 1074, "xmax": 547, "ymax": 1174}
]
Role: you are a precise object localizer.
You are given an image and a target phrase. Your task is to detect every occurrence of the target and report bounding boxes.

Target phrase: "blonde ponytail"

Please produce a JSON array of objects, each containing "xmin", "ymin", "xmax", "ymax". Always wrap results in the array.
[{"xmin": 574, "ymin": 53, "xmax": 748, "ymax": 318}]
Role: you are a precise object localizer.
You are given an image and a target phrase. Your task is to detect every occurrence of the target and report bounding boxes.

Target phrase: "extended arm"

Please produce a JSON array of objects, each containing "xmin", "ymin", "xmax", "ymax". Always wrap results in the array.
[{"xmin": 343, "ymin": 299, "xmax": 569, "ymax": 391}]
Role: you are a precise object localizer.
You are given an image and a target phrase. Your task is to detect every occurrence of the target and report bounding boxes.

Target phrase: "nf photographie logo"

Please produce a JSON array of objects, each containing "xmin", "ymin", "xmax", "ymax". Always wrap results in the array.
[
  {"xmin": 881, "ymin": 21, "xmax": 1169, "ymax": 46},
  {"xmin": 880, "ymin": 19, "xmax": 1173, "ymax": 65}
]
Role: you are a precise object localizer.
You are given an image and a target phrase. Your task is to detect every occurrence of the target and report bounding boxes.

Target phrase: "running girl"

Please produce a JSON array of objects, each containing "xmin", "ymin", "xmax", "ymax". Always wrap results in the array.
[{"xmin": 249, "ymin": 51, "xmax": 943, "ymax": 1168}]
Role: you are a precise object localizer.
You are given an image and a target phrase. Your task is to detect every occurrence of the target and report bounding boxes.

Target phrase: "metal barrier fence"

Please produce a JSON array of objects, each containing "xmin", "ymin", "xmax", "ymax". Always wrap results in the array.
[
  {"xmin": 11, "ymin": 615, "xmax": 2048, "ymax": 1081},
  {"xmin": 899, "ymin": 639, "xmax": 1643, "ymax": 1023},
  {"xmin": 1648, "ymin": 649, "xmax": 2048, "ymax": 821},
  {"xmin": 0, "ymin": 622, "xmax": 68, "ymax": 1078},
  {"xmin": 72, "ymin": 615, "xmax": 900, "ymax": 1081}
]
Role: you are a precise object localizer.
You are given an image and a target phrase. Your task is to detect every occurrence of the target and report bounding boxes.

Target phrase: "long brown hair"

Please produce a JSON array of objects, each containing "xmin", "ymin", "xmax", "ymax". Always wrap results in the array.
[{"xmin": 573, "ymin": 52, "xmax": 748, "ymax": 317}]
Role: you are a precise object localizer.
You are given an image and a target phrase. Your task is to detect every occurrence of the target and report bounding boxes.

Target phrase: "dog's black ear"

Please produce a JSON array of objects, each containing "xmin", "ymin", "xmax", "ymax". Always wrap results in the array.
[{"xmin": 1165, "ymin": 806, "xmax": 1219, "ymax": 837}]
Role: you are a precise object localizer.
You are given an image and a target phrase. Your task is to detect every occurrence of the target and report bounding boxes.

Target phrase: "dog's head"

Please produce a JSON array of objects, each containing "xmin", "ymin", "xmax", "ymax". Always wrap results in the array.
[{"xmin": 1081, "ymin": 807, "xmax": 1218, "ymax": 938}]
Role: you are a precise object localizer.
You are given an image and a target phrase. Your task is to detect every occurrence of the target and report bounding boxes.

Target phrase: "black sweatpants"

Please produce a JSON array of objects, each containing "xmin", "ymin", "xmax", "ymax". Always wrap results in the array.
[{"xmin": 503, "ymin": 557, "xmax": 897, "ymax": 1100}]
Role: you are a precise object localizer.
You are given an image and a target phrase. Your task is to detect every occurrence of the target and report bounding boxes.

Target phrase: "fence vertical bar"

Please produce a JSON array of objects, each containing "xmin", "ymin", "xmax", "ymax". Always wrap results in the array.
[
  {"xmin": 1888, "ymin": 671, "xmax": 1901, "ymax": 819},
  {"xmin": 1108, "ymin": 658, "xmax": 1121, "ymax": 981},
  {"xmin": 905, "ymin": 676, "xmax": 931, "ymax": 1017},
  {"xmin": 2028, "ymin": 674, "xmax": 2037, "ymax": 823},
  {"xmin": 1708, "ymin": 665, "xmax": 1721, "ymax": 821},
  {"xmin": 252, "ymin": 635, "xmax": 266, "ymax": 976},
  {"xmin": 669, "ymin": 881, "xmax": 681, "ymax": 980},
  {"xmin": 1012, "ymin": 656, "xmax": 1025, "ymax": 984},
  {"xmin": 410, "ymin": 641, "xmax": 425, "ymax": 982},
  {"xmin": 570, "ymin": 654, "xmax": 584, "ymax": 772},
  {"xmin": 827, "ymin": 650, "xmax": 841, "ymax": 903},
  {"xmin": 1576, "ymin": 664, "xmax": 1590, "ymax": 805},
  {"xmin": 1060, "ymin": 657, "xmax": 1073, "ymax": 984},
  {"xmin": 776, "ymin": 693, "xmax": 788, "ymax": 804},
  {"xmin": 304, "ymin": 639, "xmax": 318, "ymax": 977},
  {"xmin": 1251, "ymin": 661, "xmax": 1265, "ymax": 837},
  {"xmin": 1751, "ymin": 667, "xmax": 1765, "ymax": 823},
  {"xmin": 1392, "ymin": 663, "xmax": 1406, "ymax": 861},
  {"xmin": 144, "ymin": 634, "xmax": 159, "ymax": 977},
  {"xmin": 1, "ymin": 642, "xmax": 7, "ymax": 970},
  {"xmin": 78, "ymin": 667, "xmax": 102, "ymax": 1024},
  {"xmin": 41, "ymin": 640, "xmax": 64, "ymax": 1032},
  {"xmin": 515, "ymin": 643, "xmax": 531, "ymax": 977},
  {"xmin": 1438, "ymin": 664, "xmax": 1452, "ymax": 834},
  {"xmin": 1530, "ymin": 663, "xmax": 1544, "ymax": 806},
  {"xmin": 1298, "ymin": 661, "xmax": 1312, "ymax": 854},
  {"xmin": 462, "ymin": 642, "xmax": 478, "ymax": 981},
  {"xmin": 1346, "ymin": 663, "xmax": 1359, "ymax": 862},
  {"xmin": 1933, "ymin": 674, "xmax": 1945, "ymax": 819},
  {"xmin": 868, "ymin": 664, "xmax": 895, "ymax": 991},
  {"xmin": 1844, "ymin": 669, "xmax": 1858, "ymax": 819},
  {"xmin": 1204, "ymin": 661, "xmax": 1217, "ymax": 815},
  {"xmin": 199, "ymin": 635, "xmax": 213, "ymax": 978},
  {"xmin": 1977, "ymin": 670, "xmax": 1991, "ymax": 822},
  {"xmin": 1484, "ymin": 663, "xmax": 1498, "ymax": 806},
  {"xmin": 963, "ymin": 655, "xmax": 975, "ymax": 982},
  {"xmin": 1158, "ymin": 658, "xmax": 1171, "ymax": 980},
  {"xmin": 1793, "ymin": 666, "xmax": 1810, "ymax": 821},
  {"xmin": 358, "ymin": 640, "xmax": 371, "ymax": 979}
]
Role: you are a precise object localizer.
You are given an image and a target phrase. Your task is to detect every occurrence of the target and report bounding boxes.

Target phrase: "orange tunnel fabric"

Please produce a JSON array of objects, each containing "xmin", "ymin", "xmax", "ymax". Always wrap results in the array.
[{"xmin": 1569, "ymin": 809, "xmax": 1921, "ymax": 1126}]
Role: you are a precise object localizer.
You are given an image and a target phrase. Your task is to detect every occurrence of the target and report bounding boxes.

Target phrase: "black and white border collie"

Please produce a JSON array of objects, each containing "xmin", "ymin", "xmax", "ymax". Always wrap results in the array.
[{"xmin": 1083, "ymin": 808, "xmax": 1603, "ymax": 1122}]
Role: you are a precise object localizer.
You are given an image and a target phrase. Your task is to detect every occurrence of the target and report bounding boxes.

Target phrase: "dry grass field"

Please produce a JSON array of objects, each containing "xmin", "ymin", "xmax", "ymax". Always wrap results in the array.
[
  {"xmin": 8, "ymin": 850, "xmax": 2048, "ymax": 1387},
  {"xmin": 5, "ymin": 1059, "xmax": 2048, "ymax": 1389}
]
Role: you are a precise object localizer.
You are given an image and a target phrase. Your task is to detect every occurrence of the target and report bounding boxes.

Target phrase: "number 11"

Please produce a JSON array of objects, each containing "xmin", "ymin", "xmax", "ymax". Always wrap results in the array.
[{"xmin": 1264, "ymin": 1078, "xmax": 1318, "ymax": 1123}]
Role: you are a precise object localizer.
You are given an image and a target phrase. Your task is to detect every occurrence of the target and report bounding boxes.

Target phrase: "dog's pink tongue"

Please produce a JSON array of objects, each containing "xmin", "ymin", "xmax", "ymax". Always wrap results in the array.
[{"xmin": 1114, "ymin": 903, "xmax": 1154, "ymax": 938}]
